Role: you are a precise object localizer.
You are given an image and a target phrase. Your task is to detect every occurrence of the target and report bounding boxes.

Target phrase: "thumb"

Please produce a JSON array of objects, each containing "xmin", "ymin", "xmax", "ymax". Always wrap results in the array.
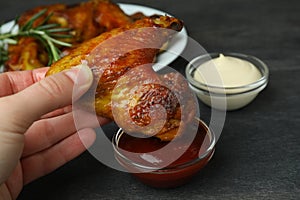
[{"xmin": 1, "ymin": 64, "xmax": 93, "ymax": 134}]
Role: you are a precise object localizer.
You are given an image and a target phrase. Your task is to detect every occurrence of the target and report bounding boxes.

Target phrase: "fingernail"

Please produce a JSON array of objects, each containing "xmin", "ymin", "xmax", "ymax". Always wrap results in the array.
[{"xmin": 65, "ymin": 64, "xmax": 93, "ymax": 97}]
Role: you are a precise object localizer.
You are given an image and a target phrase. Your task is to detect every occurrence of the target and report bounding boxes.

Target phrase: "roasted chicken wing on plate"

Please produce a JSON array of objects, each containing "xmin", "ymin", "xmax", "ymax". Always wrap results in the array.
[{"xmin": 5, "ymin": 0, "xmax": 140, "ymax": 71}]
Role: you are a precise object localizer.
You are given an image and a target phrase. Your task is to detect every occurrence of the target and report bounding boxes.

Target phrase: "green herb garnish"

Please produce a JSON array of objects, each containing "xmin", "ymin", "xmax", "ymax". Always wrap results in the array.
[{"xmin": 0, "ymin": 9, "xmax": 73, "ymax": 70}]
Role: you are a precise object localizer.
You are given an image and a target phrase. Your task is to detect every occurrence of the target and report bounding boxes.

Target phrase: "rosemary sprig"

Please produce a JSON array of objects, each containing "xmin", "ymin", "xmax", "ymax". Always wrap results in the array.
[{"xmin": 0, "ymin": 9, "xmax": 73, "ymax": 70}]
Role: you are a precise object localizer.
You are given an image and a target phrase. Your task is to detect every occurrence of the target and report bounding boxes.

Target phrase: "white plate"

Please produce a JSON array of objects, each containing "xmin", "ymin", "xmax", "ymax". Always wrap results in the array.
[
  {"xmin": 119, "ymin": 3, "xmax": 188, "ymax": 71},
  {"xmin": 0, "ymin": 4, "xmax": 188, "ymax": 72}
]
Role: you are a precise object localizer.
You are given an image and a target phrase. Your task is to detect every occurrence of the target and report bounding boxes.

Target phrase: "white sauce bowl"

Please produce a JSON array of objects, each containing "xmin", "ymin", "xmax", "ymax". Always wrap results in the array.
[{"xmin": 185, "ymin": 53, "xmax": 269, "ymax": 110}]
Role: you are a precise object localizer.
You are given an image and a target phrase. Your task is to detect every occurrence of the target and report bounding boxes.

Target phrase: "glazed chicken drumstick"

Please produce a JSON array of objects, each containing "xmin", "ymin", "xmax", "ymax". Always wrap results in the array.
[{"xmin": 46, "ymin": 15, "xmax": 197, "ymax": 141}]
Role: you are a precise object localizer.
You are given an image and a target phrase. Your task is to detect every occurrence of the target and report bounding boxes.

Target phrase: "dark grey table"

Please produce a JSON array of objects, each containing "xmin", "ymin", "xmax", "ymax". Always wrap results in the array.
[{"xmin": 1, "ymin": 0, "xmax": 299, "ymax": 199}]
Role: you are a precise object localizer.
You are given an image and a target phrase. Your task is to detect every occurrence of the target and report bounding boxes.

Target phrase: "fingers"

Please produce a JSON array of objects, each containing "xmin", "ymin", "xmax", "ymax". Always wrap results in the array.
[
  {"xmin": 0, "ymin": 67, "xmax": 49, "ymax": 97},
  {"xmin": 0, "ymin": 132, "xmax": 24, "ymax": 184},
  {"xmin": 21, "ymin": 128, "xmax": 96, "ymax": 185},
  {"xmin": 0, "ymin": 64, "xmax": 93, "ymax": 185},
  {"xmin": 41, "ymin": 105, "xmax": 72, "ymax": 119},
  {"xmin": 22, "ymin": 112, "xmax": 75, "ymax": 157},
  {"xmin": 22, "ymin": 111, "xmax": 110, "ymax": 157},
  {"xmin": 0, "ymin": 64, "xmax": 93, "ymax": 134}
]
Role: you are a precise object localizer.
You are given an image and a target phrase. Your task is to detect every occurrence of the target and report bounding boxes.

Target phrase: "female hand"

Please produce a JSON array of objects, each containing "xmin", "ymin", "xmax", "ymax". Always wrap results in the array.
[{"xmin": 0, "ymin": 65, "xmax": 108, "ymax": 199}]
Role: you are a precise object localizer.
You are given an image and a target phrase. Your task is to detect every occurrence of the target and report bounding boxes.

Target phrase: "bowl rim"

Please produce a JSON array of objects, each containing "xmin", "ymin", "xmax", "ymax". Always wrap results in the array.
[
  {"xmin": 185, "ymin": 52, "xmax": 269, "ymax": 94},
  {"xmin": 112, "ymin": 119, "xmax": 216, "ymax": 173},
  {"xmin": 188, "ymin": 80, "xmax": 268, "ymax": 97}
]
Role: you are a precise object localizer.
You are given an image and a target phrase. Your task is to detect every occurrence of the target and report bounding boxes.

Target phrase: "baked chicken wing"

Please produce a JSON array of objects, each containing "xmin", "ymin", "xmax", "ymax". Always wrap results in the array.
[
  {"xmin": 46, "ymin": 15, "xmax": 196, "ymax": 141},
  {"xmin": 5, "ymin": 0, "xmax": 137, "ymax": 71}
]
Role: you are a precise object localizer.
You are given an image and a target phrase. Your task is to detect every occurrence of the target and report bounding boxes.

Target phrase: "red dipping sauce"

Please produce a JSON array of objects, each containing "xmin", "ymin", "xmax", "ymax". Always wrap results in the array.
[{"xmin": 112, "ymin": 119, "xmax": 216, "ymax": 188}]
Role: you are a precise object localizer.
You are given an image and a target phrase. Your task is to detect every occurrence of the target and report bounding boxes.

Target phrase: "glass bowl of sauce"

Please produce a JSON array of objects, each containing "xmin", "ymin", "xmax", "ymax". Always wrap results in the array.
[
  {"xmin": 185, "ymin": 53, "xmax": 269, "ymax": 110},
  {"xmin": 112, "ymin": 119, "xmax": 215, "ymax": 188}
]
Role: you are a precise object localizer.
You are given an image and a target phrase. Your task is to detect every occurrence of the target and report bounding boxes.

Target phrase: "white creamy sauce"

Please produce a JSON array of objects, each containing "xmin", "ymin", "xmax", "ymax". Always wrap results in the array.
[
  {"xmin": 194, "ymin": 54, "xmax": 262, "ymax": 88},
  {"xmin": 192, "ymin": 54, "xmax": 264, "ymax": 110}
]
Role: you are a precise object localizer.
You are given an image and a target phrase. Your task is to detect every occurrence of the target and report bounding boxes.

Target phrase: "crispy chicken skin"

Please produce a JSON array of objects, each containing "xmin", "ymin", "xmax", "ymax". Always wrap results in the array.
[
  {"xmin": 5, "ymin": 0, "xmax": 136, "ymax": 71},
  {"xmin": 46, "ymin": 15, "xmax": 195, "ymax": 141},
  {"xmin": 6, "ymin": 37, "xmax": 49, "ymax": 71},
  {"xmin": 112, "ymin": 67, "xmax": 197, "ymax": 141}
]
